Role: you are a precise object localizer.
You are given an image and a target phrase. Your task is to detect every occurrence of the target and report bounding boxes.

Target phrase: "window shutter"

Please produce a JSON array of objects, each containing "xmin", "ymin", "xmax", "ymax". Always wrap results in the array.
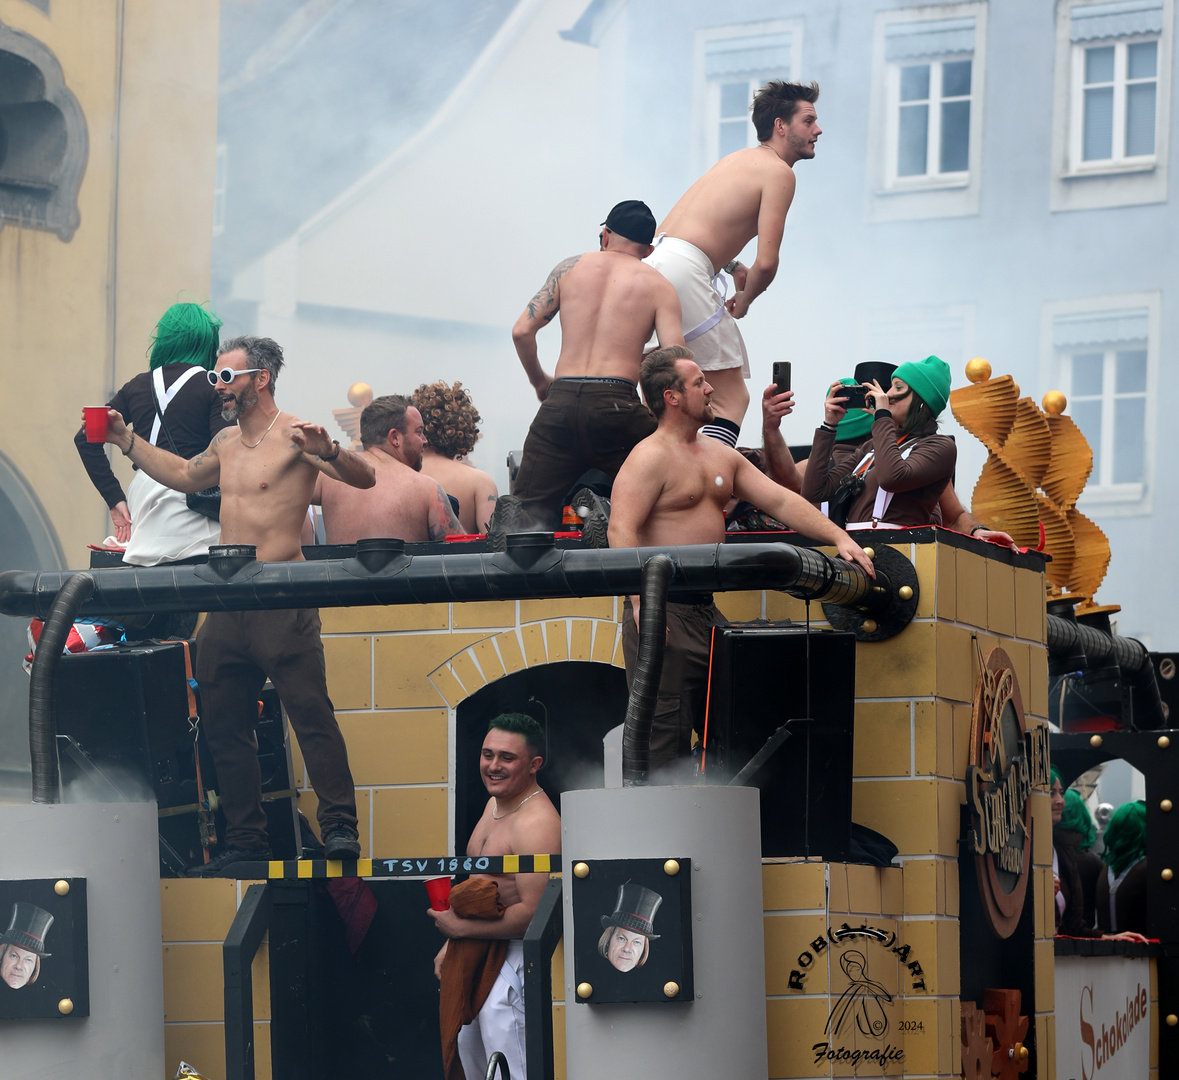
[
  {"xmin": 704, "ymin": 33, "xmax": 792, "ymax": 79},
  {"xmin": 1070, "ymin": 0, "xmax": 1164, "ymax": 42},
  {"xmin": 884, "ymin": 18, "xmax": 976, "ymax": 62}
]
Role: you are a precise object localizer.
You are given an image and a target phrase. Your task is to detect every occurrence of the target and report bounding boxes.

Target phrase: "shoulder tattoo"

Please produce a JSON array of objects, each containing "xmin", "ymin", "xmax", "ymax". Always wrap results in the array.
[{"xmin": 526, "ymin": 254, "xmax": 581, "ymax": 320}]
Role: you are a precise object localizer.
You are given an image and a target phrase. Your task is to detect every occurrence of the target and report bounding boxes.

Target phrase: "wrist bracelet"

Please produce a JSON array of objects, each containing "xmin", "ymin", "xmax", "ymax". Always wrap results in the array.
[
  {"xmin": 970, "ymin": 525, "xmax": 985, "ymax": 537},
  {"xmin": 723, "ymin": 259, "xmax": 740, "ymax": 274},
  {"xmin": 820, "ymin": 422, "xmax": 837, "ymax": 433},
  {"xmin": 121, "ymin": 431, "xmax": 136, "ymax": 457},
  {"xmin": 318, "ymin": 439, "xmax": 341, "ymax": 462}
]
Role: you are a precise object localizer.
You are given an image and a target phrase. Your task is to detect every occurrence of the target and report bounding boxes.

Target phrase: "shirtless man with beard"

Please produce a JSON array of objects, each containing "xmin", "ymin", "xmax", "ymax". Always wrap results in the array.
[
  {"xmin": 99, "ymin": 335, "xmax": 374, "ymax": 872},
  {"xmin": 429, "ymin": 713, "xmax": 561, "ymax": 1080},
  {"xmin": 314, "ymin": 394, "xmax": 460, "ymax": 543},
  {"xmin": 607, "ymin": 345, "xmax": 872, "ymax": 780},
  {"xmin": 647, "ymin": 80, "xmax": 821, "ymax": 446}
]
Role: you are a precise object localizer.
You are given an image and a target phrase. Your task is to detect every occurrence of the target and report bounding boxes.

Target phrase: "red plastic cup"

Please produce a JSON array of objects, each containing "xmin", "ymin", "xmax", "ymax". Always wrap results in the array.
[
  {"xmin": 83, "ymin": 407, "xmax": 109, "ymax": 443},
  {"xmin": 425, "ymin": 876, "xmax": 452, "ymax": 911}
]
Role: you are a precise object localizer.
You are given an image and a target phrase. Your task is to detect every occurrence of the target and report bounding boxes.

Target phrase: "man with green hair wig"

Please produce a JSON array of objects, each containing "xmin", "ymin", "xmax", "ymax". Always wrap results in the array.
[
  {"xmin": 1097, "ymin": 801, "xmax": 1149, "ymax": 935},
  {"xmin": 76, "ymin": 301, "xmax": 231, "ymax": 565}
]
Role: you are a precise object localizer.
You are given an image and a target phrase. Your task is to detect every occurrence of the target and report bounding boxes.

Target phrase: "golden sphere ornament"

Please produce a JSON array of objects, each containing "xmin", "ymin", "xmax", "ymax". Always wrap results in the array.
[
  {"xmin": 965, "ymin": 358, "xmax": 992, "ymax": 383},
  {"xmin": 573, "ymin": 862, "xmax": 589, "ymax": 879},
  {"xmin": 577, "ymin": 982, "xmax": 593, "ymax": 999},
  {"xmin": 1042, "ymin": 390, "xmax": 1067, "ymax": 415},
  {"xmin": 347, "ymin": 382, "xmax": 374, "ymax": 408}
]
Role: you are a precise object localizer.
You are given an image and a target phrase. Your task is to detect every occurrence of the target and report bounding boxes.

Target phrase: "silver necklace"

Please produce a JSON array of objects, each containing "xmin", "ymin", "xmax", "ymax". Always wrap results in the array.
[
  {"xmin": 492, "ymin": 787, "xmax": 542, "ymax": 820},
  {"xmin": 241, "ymin": 410, "xmax": 281, "ymax": 449}
]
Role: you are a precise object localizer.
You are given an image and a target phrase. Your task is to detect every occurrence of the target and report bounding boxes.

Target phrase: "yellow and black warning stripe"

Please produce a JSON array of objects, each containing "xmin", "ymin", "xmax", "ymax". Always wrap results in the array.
[{"xmin": 254, "ymin": 853, "xmax": 562, "ymax": 880}]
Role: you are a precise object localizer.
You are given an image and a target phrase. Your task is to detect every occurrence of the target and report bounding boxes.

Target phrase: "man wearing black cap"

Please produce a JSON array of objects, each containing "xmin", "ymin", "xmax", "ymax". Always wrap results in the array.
[{"xmin": 510, "ymin": 200, "xmax": 685, "ymax": 530}]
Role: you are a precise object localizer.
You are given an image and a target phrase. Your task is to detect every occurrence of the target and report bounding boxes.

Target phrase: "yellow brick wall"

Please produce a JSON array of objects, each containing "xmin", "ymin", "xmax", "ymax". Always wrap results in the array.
[{"xmin": 160, "ymin": 536, "xmax": 1054, "ymax": 1080}]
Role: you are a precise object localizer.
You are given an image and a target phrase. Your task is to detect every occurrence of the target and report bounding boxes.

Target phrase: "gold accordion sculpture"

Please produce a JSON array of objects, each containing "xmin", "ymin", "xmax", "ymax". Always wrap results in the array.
[{"xmin": 950, "ymin": 358, "xmax": 1111, "ymax": 610}]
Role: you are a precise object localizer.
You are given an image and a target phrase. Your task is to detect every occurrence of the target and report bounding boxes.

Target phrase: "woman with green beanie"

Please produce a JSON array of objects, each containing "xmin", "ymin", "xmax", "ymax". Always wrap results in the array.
[
  {"xmin": 801, "ymin": 354, "xmax": 957, "ymax": 527},
  {"xmin": 75, "ymin": 301, "xmax": 232, "ymax": 565},
  {"xmin": 1096, "ymin": 801, "xmax": 1149, "ymax": 936}
]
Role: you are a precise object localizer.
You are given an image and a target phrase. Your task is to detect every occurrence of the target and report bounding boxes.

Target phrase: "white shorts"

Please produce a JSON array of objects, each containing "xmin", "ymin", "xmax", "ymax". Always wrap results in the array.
[
  {"xmin": 457, "ymin": 939, "xmax": 526, "ymax": 1080},
  {"xmin": 645, "ymin": 236, "xmax": 750, "ymax": 376}
]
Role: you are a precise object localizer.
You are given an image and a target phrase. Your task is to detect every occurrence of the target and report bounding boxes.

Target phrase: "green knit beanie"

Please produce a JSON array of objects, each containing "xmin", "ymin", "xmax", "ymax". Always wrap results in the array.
[
  {"xmin": 892, "ymin": 355, "xmax": 952, "ymax": 418},
  {"xmin": 834, "ymin": 378, "xmax": 874, "ymax": 442}
]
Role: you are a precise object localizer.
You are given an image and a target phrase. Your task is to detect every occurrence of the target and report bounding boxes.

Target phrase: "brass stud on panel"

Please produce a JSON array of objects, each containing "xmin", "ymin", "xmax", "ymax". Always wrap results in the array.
[
  {"xmin": 1161, "ymin": 736, "xmax": 1172, "ymax": 750},
  {"xmin": 58, "ymin": 999, "xmax": 73, "ymax": 1015},
  {"xmin": 577, "ymin": 982, "xmax": 593, "ymax": 999},
  {"xmin": 898, "ymin": 585, "xmax": 913, "ymax": 601},
  {"xmin": 1163, "ymin": 800, "xmax": 1173, "ymax": 813},
  {"xmin": 664, "ymin": 860, "xmax": 680, "ymax": 876},
  {"xmin": 664, "ymin": 981, "xmax": 680, "ymax": 998},
  {"xmin": 1163, "ymin": 869, "xmax": 1174, "ymax": 882},
  {"xmin": 1168, "ymin": 1014, "xmax": 1179, "ymax": 1027},
  {"xmin": 1089, "ymin": 734, "xmax": 1103, "ymax": 748},
  {"xmin": 573, "ymin": 862, "xmax": 589, "ymax": 879},
  {"xmin": 54, "ymin": 880, "xmax": 69, "ymax": 896},
  {"xmin": 862, "ymin": 619, "xmax": 878, "ymax": 634},
  {"xmin": 863, "ymin": 547, "xmax": 875, "ymax": 560}
]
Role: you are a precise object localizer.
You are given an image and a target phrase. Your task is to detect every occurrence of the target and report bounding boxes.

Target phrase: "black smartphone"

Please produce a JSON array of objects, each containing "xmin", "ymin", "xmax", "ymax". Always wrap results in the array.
[
  {"xmin": 841, "ymin": 385, "xmax": 869, "ymax": 410},
  {"xmin": 772, "ymin": 361, "xmax": 791, "ymax": 395}
]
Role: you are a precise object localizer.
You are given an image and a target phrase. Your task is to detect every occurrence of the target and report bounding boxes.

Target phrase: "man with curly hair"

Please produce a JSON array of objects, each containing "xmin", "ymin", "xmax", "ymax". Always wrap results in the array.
[{"xmin": 413, "ymin": 381, "xmax": 499, "ymax": 533}]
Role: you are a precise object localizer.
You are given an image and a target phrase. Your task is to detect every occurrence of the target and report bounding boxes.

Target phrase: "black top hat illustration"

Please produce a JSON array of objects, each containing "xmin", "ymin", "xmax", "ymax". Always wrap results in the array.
[
  {"xmin": 600, "ymin": 882, "xmax": 661, "ymax": 939},
  {"xmin": 0, "ymin": 903, "xmax": 53, "ymax": 957},
  {"xmin": 853, "ymin": 361, "xmax": 898, "ymax": 388}
]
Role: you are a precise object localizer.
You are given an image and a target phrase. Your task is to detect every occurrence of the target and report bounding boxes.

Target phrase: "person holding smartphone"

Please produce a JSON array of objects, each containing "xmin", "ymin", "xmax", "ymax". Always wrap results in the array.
[{"xmin": 801, "ymin": 355, "xmax": 956, "ymax": 528}]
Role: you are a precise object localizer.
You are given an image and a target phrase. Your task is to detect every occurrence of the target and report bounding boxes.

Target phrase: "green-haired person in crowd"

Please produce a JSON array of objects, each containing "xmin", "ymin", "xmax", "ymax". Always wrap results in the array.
[
  {"xmin": 1097, "ymin": 800, "xmax": 1150, "ymax": 937},
  {"xmin": 76, "ymin": 301, "xmax": 231, "ymax": 565},
  {"xmin": 1050, "ymin": 767, "xmax": 1104, "ymax": 934},
  {"xmin": 801, "ymin": 354, "xmax": 957, "ymax": 528}
]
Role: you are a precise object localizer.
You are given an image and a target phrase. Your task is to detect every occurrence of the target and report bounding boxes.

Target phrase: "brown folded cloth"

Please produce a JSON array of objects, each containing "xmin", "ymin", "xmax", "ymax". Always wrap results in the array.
[{"xmin": 439, "ymin": 877, "xmax": 508, "ymax": 1080}]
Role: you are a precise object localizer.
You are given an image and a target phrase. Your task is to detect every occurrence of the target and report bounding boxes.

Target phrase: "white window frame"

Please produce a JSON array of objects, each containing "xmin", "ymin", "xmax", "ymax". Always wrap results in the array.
[
  {"xmin": 691, "ymin": 20, "xmax": 803, "ymax": 177},
  {"xmin": 1069, "ymin": 35, "xmax": 1161, "ymax": 171},
  {"xmin": 213, "ymin": 143, "xmax": 228, "ymax": 238},
  {"xmin": 1050, "ymin": 0, "xmax": 1173, "ymax": 211},
  {"xmin": 885, "ymin": 54, "xmax": 973, "ymax": 190},
  {"xmin": 866, "ymin": 3, "xmax": 988, "ymax": 222},
  {"xmin": 1039, "ymin": 292, "xmax": 1160, "ymax": 515}
]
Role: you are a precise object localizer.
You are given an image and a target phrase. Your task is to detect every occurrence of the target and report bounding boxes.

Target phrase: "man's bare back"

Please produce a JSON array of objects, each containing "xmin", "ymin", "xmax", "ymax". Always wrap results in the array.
[
  {"xmin": 513, "ymin": 250, "xmax": 682, "ymax": 394},
  {"xmin": 419, "ymin": 448, "xmax": 498, "ymax": 534},
  {"xmin": 659, "ymin": 146, "xmax": 797, "ymax": 277},
  {"xmin": 316, "ymin": 448, "xmax": 460, "ymax": 543}
]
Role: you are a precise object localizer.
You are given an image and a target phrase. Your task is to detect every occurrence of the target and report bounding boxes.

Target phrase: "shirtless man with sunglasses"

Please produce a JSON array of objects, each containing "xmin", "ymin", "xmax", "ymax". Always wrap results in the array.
[{"xmin": 93, "ymin": 335, "xmax": 375, "ymax": 874}]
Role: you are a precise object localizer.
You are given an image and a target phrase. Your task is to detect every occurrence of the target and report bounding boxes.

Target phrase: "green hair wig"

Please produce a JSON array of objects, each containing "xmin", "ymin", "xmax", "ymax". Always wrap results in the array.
[
  {"xmin": 148, "ymin": 302, "xmax": 223, "ymax": 371},
  {"xmin": 1102, "ymin": 801, "xmax": 1147, "ymax": 877},
  {"xmin": 1056, "ymin": 788, "xmax": 1097, "ymax": 850}
]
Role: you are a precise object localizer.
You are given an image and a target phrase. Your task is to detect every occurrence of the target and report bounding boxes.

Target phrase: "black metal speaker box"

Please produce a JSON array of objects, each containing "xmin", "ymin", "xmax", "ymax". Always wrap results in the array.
[
  {"xmin": 54, "ymin": 640, "xmax": 300, "ymax": 867},
  {"xmin": 703, "ymin": 624, "xmax": 856, "ymax": 861}
]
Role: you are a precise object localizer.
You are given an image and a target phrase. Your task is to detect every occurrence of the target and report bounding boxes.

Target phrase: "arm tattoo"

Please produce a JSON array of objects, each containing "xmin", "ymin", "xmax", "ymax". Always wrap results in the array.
[{"xmin": 526, "ymin": 255, "xmax": 581, "ymax": 320}]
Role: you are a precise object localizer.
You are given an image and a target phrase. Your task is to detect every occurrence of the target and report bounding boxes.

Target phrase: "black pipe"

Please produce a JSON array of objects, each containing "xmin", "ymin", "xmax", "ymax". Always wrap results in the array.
[
  {"xmin": 0, "ymin": 541, "xmax": 883, "ymax": 619},
  {"xmin": 1047, "ymin": 614, "xmax": 1166, "ymax": 728},
  {"xmin": 621, "ymin": 556, "xmax": 674, "ymax": 787},
  {"xmin": 28, "ymin": 572, "xmax": 95, "ymax": 804}
]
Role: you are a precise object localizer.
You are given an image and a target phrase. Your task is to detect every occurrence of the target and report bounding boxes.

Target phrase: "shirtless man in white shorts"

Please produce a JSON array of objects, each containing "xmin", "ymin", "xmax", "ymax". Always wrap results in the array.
[{"xmin": 647, "ymin": 80, "xmax": 821, "ymax": 446}]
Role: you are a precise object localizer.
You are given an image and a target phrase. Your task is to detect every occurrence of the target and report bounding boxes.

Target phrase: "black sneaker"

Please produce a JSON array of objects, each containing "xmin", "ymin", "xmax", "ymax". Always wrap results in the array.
[
  {"xmin": 322, "ymin": 824, "xmax": 361, "ymax": 860},
  {"xmin": 187, "ymin": 845, "xmax": 271, "ymax": 878},
  {"xmin": 571, "ymin": 488, "xmax": 611, "ymax": 548},
  {"xmin": 486, "ymin": 493, "xmax": 524, "ymax": 552}
]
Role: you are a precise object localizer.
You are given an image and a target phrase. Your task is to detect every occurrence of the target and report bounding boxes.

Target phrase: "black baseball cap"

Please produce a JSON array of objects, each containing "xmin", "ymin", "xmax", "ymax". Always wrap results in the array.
[{"xmin": 601, "ymin": 200, "xmax": 656, "ymax": 245}]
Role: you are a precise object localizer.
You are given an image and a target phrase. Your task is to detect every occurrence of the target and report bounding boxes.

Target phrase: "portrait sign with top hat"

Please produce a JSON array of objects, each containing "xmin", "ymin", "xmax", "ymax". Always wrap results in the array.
[
  {"xmin": 570, "ymin": 857, "xmax": 693, "ymax": 1005},
  {"xmin": 0, "ymin": 879, "xmax": 88, "ymax": 1019}
]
